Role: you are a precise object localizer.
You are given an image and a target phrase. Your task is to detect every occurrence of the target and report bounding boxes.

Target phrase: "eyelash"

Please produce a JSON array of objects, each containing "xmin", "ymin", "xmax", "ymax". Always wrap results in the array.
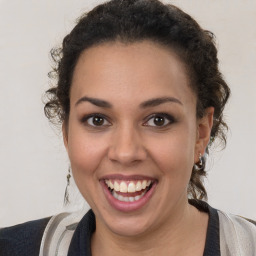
[
  {"xmin": 81, "ymin": 113, "xmax": 175, "ymax": 128},
  {"xmin": 143, "ymin": 113, "xmax": 175, "ymax": 128},
  {"xmin": 81, "ymin": 113, "xmax": 111, "ymax": 128}
]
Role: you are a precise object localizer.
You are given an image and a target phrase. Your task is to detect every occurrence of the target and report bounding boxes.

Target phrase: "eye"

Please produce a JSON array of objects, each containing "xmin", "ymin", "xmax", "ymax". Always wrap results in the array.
[
  {"xmin": 82, "ymin": 114, "xmax": 111, "ymax": 127},
  {"xmin": 144, "ymin": 114, "xmax": 174, "ymax": 127}
]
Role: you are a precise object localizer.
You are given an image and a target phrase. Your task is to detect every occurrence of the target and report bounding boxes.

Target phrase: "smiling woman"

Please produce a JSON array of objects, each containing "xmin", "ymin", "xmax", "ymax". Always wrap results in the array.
[
  {"xmin": 63, "ymin": 41, "xmax": 209, "ymax": 239},
  {"xmin": 0, "ymin": 0, "xmax": 255, "ymax": 255}
]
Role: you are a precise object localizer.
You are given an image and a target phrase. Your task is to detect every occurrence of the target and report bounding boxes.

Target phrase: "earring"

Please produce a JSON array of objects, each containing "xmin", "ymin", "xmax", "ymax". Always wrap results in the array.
[
  {"xmin": 194, "ymin": 153, "xmax": 204, "ymax": 171},
  {"xmin": 64, "ymin": 167, "xmax": 71, "ymax": 205},
  {"xmin": 198, "ymin": 153, "xmax": 203, "ymax": 168}
]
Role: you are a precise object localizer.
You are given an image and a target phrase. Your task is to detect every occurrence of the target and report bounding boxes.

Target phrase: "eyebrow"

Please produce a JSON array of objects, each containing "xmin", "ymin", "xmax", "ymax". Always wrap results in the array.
[
  {"xmin": 75, "ymin": 96, "xmax": 112, "ymax": 108},
  {"xmin": 139, "ymin": 97, "xmax": 183, "ymax": 108},
  {"xmin": 75, "ymin": 96, "xmax": 182, "ymax": 108}
]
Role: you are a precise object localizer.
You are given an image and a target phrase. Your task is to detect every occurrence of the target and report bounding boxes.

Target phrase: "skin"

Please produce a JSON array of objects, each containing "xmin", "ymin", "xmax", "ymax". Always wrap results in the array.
[{"xmin": 63, "ymin": 41, "xmax": 214, "ymax": 255}]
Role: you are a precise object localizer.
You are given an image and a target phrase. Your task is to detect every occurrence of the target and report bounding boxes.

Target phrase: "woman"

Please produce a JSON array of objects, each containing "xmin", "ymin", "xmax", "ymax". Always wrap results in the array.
[{"xmin": 1, "ymin": 0, "xmax": 255, "ymax": 255}]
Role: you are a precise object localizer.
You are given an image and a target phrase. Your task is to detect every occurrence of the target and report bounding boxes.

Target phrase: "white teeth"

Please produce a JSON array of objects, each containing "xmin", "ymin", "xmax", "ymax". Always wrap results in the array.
[
  {"xmin": 135, "ymin": 181, "xmax": 142, "ymax": 191},
  {"xmin": 109, "ymin": 180, "xmax": 114, "ymax": 189},
  {"xmin": 112, "ymin": 191, "xmax": 146, "ymax": 202},
  {"xmin": 114, "ymin": 181, "xmax": 120, "ymax": 192},
  {"xmin": 117, "ymin": 194, "xmax": 124, "ymax": 201},
  {"xmin": 113, "ymin": 191, "xmax": 118, "ymax": 200},
  {"xmin": 129, "ymin": 197, "xmax": 135, "ymax": 202},
  {"xmin": 142, "ymin": 180, "xmax": 147, "ymax": 189},
  {"xmin": 106, "ymin": 179, "xmax": 152, "ymax": 193},
  {"xmin": 120, "ymin": 182, "xmax": 128, "ymax": 193},
  {"xmin": 128, "ymin": 182, "xmax": 136, "ymax": 193},
  {"xmin": 134, "ymin": 195, "xmax": 140, "ymax": 201},
  {"xmin": 124, "ymin": 197, "xmax": 129, "ymax": 202}
]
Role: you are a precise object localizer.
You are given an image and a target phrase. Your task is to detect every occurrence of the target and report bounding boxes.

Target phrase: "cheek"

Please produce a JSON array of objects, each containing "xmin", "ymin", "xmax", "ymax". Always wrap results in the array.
[
  {"xmin": 147, "ymin": 127, "xmax": 196, "ymax": 177},
  {"xmin": 66, "ymin": 131, "xmax": 109, "ymax": 204},
  {"xmin": 66, "ymin": 125, "xmax": 108, "ymax": 179}
]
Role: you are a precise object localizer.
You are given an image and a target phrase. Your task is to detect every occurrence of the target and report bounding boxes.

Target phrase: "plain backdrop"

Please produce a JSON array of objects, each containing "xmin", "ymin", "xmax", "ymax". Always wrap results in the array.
[{"xmin": 0, "ymin": 0, "xmax": 255, "ymax": 227}]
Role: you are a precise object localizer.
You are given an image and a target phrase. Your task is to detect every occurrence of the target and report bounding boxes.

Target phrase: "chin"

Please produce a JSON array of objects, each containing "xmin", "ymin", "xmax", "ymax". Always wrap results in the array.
[{"xmin": 103, "ymin": 214, "xmax": 155, "ymax": 237}]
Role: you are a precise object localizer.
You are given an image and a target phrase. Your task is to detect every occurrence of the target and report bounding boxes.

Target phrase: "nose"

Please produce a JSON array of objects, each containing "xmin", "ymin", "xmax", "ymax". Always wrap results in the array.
[{"xmin": 107, "ymin": 125, "xmax": 147, "ymax": 165}]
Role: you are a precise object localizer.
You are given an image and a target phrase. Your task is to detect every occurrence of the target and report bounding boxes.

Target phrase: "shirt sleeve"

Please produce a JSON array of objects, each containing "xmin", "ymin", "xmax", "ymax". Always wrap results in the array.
[{"xmin": 0, "ymin": 217, "xmax": 50, "ymax": 256}]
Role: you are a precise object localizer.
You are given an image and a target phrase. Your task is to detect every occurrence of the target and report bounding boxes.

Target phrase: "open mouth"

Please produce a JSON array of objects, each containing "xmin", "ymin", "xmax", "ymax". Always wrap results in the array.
[{"xmin": 104, "ymin": 179, "xmax": 155, "ymax": 203}]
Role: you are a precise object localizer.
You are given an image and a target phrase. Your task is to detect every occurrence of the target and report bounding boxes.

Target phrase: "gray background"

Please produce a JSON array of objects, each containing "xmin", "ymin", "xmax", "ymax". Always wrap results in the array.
[{"xmin": 0, "ymin": 0, "xmax": 255, "ymax": 226}]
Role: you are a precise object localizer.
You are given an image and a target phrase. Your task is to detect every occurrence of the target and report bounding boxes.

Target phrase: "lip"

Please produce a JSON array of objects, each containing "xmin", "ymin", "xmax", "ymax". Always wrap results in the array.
[
  {"xmin": 100, "ymin": 174, "xmax": 155, "ymax": 181},
  {"xmin": 100, "ymin": 175, "xmax": 157, "ymax": 212}
]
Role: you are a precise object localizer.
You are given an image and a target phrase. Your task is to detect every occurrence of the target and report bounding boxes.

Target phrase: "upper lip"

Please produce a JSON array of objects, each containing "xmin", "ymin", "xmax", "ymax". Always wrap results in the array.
[{"xmin": 100, "ymin": 174, "xmax": 157, "ymax": 181}]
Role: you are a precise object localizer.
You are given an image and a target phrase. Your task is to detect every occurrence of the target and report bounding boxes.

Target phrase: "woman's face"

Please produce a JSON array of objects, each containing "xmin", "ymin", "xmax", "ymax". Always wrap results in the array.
[{"xmin": 64, "ymin": 41, "xmax": 212, "ymax": 237}]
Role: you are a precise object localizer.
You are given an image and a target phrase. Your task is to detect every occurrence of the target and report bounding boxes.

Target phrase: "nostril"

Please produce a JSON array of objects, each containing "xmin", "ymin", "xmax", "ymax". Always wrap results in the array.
[
  {"xmin": 107, "ymin": 128, "xmax": 148, "ymax": 164},
  {"xmin": 108, "ymin": 146, "xmax": 147, "ymax": 164}
]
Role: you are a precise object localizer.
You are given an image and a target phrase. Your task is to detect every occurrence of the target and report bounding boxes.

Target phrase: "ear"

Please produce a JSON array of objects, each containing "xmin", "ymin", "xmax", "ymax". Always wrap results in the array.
[
  {"xmin": 194, "ymin": 107, "xmax": 214, "ymax": 162},
  {"xmin": 62, "ymin": 122, "xmax": 69, "ymax": 150}
]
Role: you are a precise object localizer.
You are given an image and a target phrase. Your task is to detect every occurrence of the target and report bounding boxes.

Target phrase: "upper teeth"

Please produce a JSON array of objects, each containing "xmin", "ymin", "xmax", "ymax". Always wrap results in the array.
[{"xmin": 105, "ymin": 180, "xmax": 152, "ymax": 193}]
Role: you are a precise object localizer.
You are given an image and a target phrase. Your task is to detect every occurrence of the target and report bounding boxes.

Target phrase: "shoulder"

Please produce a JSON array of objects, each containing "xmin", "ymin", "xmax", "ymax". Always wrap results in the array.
[
  {"xmin": 39, "ymin": 209, "xmax": 91, "ymax": 255},
  {"xmin": 0, "ymin": 217, "xmax": 50, "ymax": 256},
  {"xmin": 190, "ymin": 200, "xmax": 256, "ymax": 255},
  {"xmin": 218, "ymin": 210, "xmax": 256, "ymax": 234},
  {"xmin": 217, "ymin": 210, "xmax": 256, "ymax": 255}
]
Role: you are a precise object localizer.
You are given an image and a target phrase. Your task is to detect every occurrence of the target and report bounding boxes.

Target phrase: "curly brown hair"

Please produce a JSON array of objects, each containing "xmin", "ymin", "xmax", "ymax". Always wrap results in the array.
[{"xmin": 44, "ymin": 0, "xmax": 230, "ymax": 200}]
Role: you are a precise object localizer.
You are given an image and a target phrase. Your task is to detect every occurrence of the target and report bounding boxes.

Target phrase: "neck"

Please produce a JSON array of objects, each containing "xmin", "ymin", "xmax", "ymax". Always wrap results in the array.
[{"xmin": 91, "ymin": 200, "xmax": 208, "ymax": 256}]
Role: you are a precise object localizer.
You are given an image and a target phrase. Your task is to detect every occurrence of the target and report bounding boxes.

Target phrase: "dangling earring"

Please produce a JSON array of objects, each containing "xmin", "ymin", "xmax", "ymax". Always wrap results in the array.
[
  {"xmin": 64, "ymin": 167, "xmax": 71, "ymax": 205},
  {"xmin": 194, "ymin": 153, "xmax": 204, "ymax": 171}
]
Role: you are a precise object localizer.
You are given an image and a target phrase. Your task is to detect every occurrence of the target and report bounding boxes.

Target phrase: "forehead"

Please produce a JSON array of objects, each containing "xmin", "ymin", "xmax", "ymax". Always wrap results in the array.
[{"xmin": 70, "ymin": 40, "xmax": 195, "ymax": 107}]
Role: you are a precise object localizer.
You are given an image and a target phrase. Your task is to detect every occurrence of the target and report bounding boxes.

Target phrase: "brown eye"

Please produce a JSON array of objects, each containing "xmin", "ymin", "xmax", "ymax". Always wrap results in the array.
[
  {"xmin": 85, "ymin": 114, "xmax": 111, "ymax": 127},
  {"xmin": 153, "ymin": 116, "xmax": 165, "ymax": 126},
  {"xmin": 144, "ymin": 113, "xmax": 174, "ymax": 127},
  {"xmin": 92, "ymin": 116, "xmax": 104, "ymax": 126}
]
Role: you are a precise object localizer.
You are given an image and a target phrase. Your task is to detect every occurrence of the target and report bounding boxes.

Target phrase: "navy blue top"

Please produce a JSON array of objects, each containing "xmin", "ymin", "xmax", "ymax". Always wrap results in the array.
[
  {"xmin": 0, "ymin": 200, "xmax": 242, "ymax": 256},
  {"xmin": 0, "ymin": 217, "xmax": 50, "ymax": 256}
]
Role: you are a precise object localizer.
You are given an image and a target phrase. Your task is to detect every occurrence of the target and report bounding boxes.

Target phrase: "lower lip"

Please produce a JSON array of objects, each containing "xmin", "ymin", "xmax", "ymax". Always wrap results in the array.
[{"xmin": 101, "ymin": 181, "xmax": 157, "ymax": 212}]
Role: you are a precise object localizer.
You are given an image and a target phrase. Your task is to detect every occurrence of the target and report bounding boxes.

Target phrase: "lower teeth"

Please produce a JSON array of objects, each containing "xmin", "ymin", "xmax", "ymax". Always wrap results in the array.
[{"xmin": 112, "ymin": 190, "xmax": 146, "ymax": 202}]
